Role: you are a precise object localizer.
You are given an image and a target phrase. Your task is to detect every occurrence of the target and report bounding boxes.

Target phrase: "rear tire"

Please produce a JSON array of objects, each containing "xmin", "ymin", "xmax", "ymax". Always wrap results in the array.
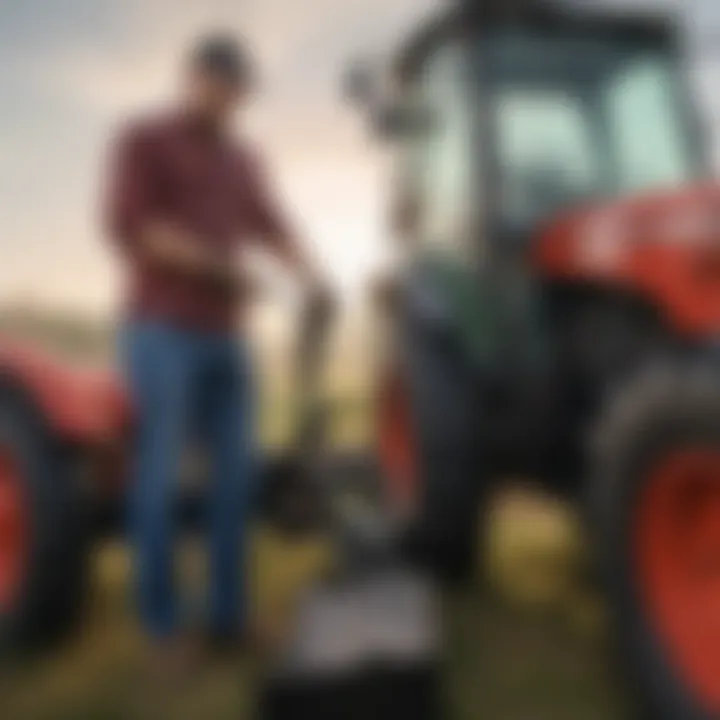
[
  {"xmin": 589, "ymin": 362, "xmax": 720, "ymax": 719},
  {"xmin": 0, "ymin": 381, "xmax": 89, "ymax": 653}
]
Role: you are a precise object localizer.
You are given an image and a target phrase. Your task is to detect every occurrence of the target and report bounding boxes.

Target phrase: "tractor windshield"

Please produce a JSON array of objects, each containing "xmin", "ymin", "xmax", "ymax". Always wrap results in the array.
[{"xmin": 482, "ymin": 31, "xmax": 703, "ymax": 230}]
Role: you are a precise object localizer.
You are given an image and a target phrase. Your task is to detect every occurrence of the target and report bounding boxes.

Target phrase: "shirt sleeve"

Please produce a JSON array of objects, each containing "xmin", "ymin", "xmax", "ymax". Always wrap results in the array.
[{"xmin": 104, "ymin": 123, "xmax": 160, "ymax": 253}]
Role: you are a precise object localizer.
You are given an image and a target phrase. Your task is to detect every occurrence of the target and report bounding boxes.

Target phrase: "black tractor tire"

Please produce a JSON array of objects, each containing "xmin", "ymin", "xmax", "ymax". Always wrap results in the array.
[
  {"xmin": 588, "ymin": 362, "xmax": 720, "ymax": 720},
  {"xmin": 0, "ymin": 380, "xmax": 89, "ymax": 654},
  {"xmin": 378, "ymin": 343, "xmax": 487, "ymax": 585}
]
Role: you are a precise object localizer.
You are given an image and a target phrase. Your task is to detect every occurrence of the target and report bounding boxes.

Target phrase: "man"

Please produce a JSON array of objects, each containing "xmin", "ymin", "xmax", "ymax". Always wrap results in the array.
[{"xmin": 105, "ymin": 34, "xmax": 327, "ymax": 665}]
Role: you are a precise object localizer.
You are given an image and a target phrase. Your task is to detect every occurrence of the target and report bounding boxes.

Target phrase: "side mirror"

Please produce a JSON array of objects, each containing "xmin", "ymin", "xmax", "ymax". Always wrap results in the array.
[
  {"xmin": 372, "ymin": 102, "xmax": 435, "ymax": 141},
  {"xmin": 372, "ymin": 104, "xmax": 410, "ymax": 139},
  {"xmin": 342, "ymin": 59, "xmax": 435, "ymax": 141},
  {"xmin": 342, "ymin": 60, "xmax": 376, "ymax": 107}
]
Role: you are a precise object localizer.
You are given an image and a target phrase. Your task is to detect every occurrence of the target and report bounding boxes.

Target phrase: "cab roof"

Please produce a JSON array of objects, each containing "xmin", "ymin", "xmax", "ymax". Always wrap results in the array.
[{"xmin": 394, "ymin": 0, "xmax": 680, "ymax": 84}]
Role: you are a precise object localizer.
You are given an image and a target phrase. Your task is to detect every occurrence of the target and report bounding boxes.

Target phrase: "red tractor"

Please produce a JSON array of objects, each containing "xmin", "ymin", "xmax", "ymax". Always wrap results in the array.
[
  {"xmin": 355, "ymin": 0, "xmax": 720, "ymax": 717},
  {"xmin": 0, "ymin": 340, "xmax": 130, "ymax": 648}
]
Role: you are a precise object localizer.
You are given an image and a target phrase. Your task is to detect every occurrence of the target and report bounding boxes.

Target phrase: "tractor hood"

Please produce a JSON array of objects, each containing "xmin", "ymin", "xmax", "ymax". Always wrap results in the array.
[{"xmin": 534, "ymin": 183, "xmax": 720, "ymax": 336}]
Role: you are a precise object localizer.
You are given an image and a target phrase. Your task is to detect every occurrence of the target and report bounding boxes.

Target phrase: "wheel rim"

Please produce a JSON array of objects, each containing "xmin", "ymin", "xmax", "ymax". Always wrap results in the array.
[
  {"xmin": 377, "ymin": 373, "xmax": 419, "ymax": 517},
  {"xmin": 636, "ymin": 448, "xmax": 720, "ymax": 712},
  {"xmin": 0, "ymin": 449, "xmax": 26, "ymax": 612}
]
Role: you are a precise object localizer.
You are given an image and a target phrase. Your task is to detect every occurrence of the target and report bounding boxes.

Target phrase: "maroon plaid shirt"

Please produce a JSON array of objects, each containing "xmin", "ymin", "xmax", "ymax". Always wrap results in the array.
[{"xmin": 106, "ymin": 112, "xmax": 291, "ymax": 331}]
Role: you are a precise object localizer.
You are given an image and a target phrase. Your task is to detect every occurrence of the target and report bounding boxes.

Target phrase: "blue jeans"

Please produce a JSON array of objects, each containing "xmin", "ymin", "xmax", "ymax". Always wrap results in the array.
[{"xmin": 121, "ymin": 321, "xmax": 255, "ymax": 639}]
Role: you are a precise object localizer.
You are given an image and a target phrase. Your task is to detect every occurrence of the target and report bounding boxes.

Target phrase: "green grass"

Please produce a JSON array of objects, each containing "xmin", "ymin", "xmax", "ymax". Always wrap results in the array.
[{"xmin": 0, "ymin": 489, "xmax": 629, "ymax": 720}]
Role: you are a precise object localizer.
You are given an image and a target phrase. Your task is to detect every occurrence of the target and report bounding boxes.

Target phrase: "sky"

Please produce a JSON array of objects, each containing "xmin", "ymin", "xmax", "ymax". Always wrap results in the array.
[{"xmin": 0, "ymin": 0, "xmax": 718, "ymax": 318}]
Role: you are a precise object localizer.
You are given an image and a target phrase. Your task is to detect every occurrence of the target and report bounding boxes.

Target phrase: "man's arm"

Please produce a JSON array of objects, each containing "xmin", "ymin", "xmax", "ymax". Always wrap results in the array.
[
  {"xmin": 105, "ymin": 124, "xmax": 236, "ymax": 287},
  {"xmin": 244, "ymin": 149, "xmax": 326, "ymax": 289}
]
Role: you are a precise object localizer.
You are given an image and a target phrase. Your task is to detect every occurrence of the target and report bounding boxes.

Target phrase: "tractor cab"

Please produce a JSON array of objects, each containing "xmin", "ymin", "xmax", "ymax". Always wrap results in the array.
[
  {"xmin": 368, "ymin": 0, "xmax": 707, "ymax": 250},
  {"xmin": 372, "ymin": 0, "xmax": 706, "ymax": 261},
  {"xmin": 355, "ymin": 0, "xmax": 720, "ymax": 391}
]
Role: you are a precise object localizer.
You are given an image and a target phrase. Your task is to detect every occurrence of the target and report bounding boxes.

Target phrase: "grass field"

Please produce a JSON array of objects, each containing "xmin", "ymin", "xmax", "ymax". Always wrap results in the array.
[{"xmin": 0, "ymin": 490, "xmax": 630, "ymax": 720}]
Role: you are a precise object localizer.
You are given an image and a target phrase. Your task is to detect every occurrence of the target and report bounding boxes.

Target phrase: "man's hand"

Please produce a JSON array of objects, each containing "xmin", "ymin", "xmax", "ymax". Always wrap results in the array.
[{"xmin": 141, "ymin": 220, "xmax": 240, "ymax": 291}]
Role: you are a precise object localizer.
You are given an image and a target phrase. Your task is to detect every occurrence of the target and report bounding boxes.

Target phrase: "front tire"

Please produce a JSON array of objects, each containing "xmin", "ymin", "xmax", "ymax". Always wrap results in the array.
[
  {"xmin": 0, "ymin": 381, "xmax": 89, "ymax": 653},
  {"xmin": 377, "ymin": 347, "xmax": 485, "ymax": 584},
  {"xmin": 589, "ymin": 363, "xmax": 720, "ymax": 719}
]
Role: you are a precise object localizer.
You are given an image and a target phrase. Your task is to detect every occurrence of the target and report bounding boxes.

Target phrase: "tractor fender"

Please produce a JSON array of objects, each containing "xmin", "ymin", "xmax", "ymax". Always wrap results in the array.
[{"xmin": 0, "ymin": 339, "xmax": 131, "ymax": 446}]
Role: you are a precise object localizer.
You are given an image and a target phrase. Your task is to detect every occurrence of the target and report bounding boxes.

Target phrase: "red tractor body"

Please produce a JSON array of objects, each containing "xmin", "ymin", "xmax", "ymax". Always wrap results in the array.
[{"xmin": 536, "ymin": 183, "xmax": 720, "ymax": 337}]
